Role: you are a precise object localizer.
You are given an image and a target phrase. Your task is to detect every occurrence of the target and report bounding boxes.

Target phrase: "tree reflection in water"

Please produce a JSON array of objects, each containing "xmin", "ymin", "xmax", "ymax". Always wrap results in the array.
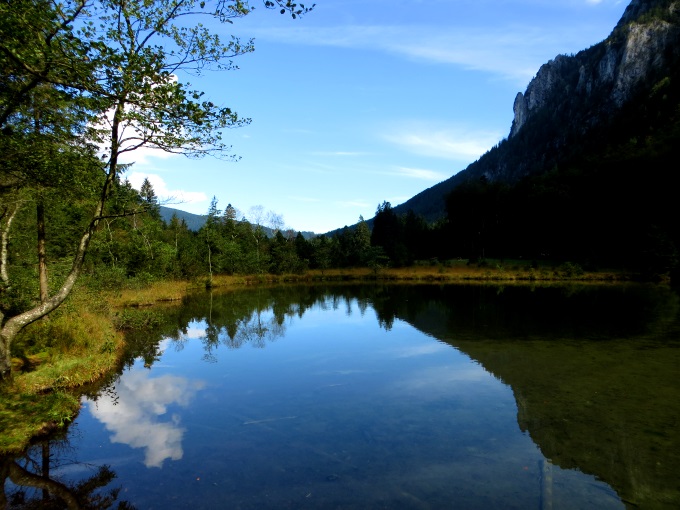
[
  {"xmin": 4, "ymin": 284, "xmax": 679, "ymax": 509},
  {"xmin": 1, "ymin": 440, "xmax": 135, "ymax": 509}
]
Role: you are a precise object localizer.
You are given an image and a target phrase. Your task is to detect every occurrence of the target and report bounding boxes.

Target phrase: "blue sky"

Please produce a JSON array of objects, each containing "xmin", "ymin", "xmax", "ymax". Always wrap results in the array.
[{"xmin": 124, "ymin": 0, "xmax": 629, "ymax": 233}]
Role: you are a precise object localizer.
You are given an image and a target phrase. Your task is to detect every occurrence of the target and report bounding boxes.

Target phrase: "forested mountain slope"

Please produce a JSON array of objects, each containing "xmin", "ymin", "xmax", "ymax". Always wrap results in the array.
[{"xmin": 159, "ymin": 206, "xmax": 316, "ymax": 239}]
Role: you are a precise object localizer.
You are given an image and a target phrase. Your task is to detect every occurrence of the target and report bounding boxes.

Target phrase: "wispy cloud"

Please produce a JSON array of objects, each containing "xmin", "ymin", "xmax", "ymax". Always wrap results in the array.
[
  {"xmin": 249, "ymin": 23, "xmax": 590, "ymax": 84},
  {"xmin": 384, "ymin": 124, "xmax": 502, "ymax": 162},
  {"xmin": 390, "ymin": 166, "xmax": 448, "ymax": 181},
  {"xmin": 395, "ymin": 364, "xmax": 494, "ymax": 393},
  {"xmin": 127, "ymin": 172, "xmax": 209, "ymax": 206},
  {"xmin": 309, "ymin": 151, "xmax": 371, "ymax": 157}
]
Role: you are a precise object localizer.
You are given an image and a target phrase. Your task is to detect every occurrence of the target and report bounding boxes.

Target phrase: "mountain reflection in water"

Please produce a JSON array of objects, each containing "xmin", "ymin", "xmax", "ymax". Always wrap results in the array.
[
  {"xmin": 383, "ymin": 284, "xmax": 680, "ymax": 509},
  {"xmin": 2, "ymin": 284, "xmax": 678, "ymax": 509}
]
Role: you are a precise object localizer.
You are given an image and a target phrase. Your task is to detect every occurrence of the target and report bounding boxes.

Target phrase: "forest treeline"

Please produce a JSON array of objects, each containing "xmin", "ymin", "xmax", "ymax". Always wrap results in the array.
[
  {"xmin": 6, "ymin": 80, "xmax": 680, "ymax": 313},
  {"xmin": 2, "ymin": 1, "xmax": 679, "ymax": 382},
  {"xmin": 9, "ymin": 134, "xmax": 677, "ymax": 305},
  {"xmin": 385, "ymin": 0, "xmax": 680, "ymax": 276},
  {"xmin": 0, "ymin": 0, "xmax": 317, "ymax": 378}
]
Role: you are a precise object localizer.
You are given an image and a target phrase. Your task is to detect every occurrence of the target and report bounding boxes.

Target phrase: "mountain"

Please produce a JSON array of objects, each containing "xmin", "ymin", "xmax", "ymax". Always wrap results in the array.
[
  {"xmin": 159, "ymin": 205, "xmax": 316, "ymax": 239},
  {"xmin": 385, "ymin": 0, "xmax": 680, "ymax": 223},
  {"xmin": 159, "ymin": 206, "xmax": 207, "ymax": 231}
]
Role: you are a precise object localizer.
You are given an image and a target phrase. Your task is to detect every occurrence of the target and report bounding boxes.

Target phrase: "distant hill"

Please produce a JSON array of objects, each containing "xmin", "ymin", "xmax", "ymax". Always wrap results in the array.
[
  {"xmin": 159, "ymin": 206, "xmax": 207, "ymax": 231},
  {"xmin": 337, "ymin": 0, "xmax": 680, "ymax": 228},
  {"xmin": 159, "ymin": 206, "xmax": 316, "ymax": 239}
]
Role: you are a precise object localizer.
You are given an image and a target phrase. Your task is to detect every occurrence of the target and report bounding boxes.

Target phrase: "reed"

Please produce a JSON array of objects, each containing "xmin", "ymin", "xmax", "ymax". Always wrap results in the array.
[{"xmin": 108, "ymin": 279, "xmax": 189, "ymax": 308}]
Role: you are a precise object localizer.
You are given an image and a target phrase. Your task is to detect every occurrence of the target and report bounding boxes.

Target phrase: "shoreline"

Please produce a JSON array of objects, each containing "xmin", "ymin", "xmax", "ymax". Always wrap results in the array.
[{"xmin": 0, "ymin": 266, "xmax": 662, "ymax": 454}]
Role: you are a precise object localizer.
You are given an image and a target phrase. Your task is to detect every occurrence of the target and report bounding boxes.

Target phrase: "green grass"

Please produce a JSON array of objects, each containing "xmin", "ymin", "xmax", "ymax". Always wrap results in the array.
[
  {"xmin": 0, "ymin": 285, "xmax": 125, "ymax": 454},
  {"xmin": 0, "ymin": 388, "xmax": 80, "ymax": 452}
]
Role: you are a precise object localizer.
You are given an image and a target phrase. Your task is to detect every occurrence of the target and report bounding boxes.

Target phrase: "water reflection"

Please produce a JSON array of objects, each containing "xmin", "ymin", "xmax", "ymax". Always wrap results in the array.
[
  {"xmin": 131, "ymin": 285, "xmax": 678, "ymax": 508},
  {"xmin": 86, "ymin": 371, "xmax": 205, "ymax": 468},
  {"xmin": 362, "ymin": 284, "xmax": 680, "ymax": 509},
  {"xmin": 1, "ymin": 440, "xmax": 134, "ymax": 509},
  {"xmin": 4, "ymin": 284, "xmax": 679, "ymax": 509},
  {"xmin": 156, "ymin": 290, "xmax": 293, "ymax": 362}
]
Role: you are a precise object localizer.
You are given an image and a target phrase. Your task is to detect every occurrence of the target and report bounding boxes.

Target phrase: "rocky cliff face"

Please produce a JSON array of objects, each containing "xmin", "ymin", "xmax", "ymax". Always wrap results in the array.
[
  {"xmin": 510, "ymin": 0, "xmax": 680, "ymax": 138},
  {"xmin": 389, "ymin": 0, "xmax": 680, "ymax": 224}
]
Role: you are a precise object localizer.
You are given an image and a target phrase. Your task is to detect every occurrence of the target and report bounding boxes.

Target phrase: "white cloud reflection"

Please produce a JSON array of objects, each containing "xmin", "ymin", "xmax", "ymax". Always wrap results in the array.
[
  {"xmin": 396, "ymin": 342, "xmax": 450, "ymax": 358},
  {"xmin": 394, "ymin": 363, "xmax": 493, "ymax": 394},
  {"xmin": 86, "ymin": 371, "xmax": 205, "ymax": 468}
]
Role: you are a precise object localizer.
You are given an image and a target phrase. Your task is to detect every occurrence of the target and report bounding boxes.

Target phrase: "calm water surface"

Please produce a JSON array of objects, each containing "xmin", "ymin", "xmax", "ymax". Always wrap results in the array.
[{"xmin": 4, "ymin": 284, "xmax": 680, "ymax": 509}]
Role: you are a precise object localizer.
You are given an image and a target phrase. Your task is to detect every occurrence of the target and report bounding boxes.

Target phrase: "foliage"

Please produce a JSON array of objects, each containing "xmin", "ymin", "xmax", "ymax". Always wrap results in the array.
[
  {"xmin": 2, "ymin": 0, "xmax": 679, "ymax": 387},
  {"xmin": 0, "ymin": 0, "xmax": 314, "ymax": 379}
]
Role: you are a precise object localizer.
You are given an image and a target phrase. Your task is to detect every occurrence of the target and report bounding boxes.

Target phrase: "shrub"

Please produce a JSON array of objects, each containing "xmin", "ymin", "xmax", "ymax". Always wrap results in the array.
[{"xmin": 559, "ymin": 262, "xmax": 585, "ymax": 278}]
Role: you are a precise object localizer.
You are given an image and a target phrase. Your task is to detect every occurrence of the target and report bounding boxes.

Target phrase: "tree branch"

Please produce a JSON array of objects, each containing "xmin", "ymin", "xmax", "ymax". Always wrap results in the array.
[{"xmin": 0, "ymin": 202, "xmax": 20, "ymax": 285}]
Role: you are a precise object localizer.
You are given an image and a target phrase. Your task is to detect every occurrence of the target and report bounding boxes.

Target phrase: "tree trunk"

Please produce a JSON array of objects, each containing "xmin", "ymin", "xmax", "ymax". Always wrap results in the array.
[
  {"xmin": 0, "ymin": 217, "xmax": 91, "ymax": 378},
  {"xmin": 7, "ymin": 460, "xmax": 82, "ymax": 510},
  {"xmin": 0, "ymin": 100, "xmax": 124, "ymax": 380},
  {"xmin": 37, "ymin": 198, "xmax": 48, "ymax": 304},
  {"xmin": 0, "ymin": 203, "xmax": 19, "ymax": 285},
  {"xmin": 207, "ymin": 242, "xmax": 213, "ymax": 288}
]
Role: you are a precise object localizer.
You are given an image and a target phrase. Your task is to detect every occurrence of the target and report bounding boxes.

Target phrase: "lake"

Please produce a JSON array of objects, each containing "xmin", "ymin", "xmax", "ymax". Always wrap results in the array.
[{"xmin": 3, "ymin": 283, "xmax": 679, "ymax": 509}]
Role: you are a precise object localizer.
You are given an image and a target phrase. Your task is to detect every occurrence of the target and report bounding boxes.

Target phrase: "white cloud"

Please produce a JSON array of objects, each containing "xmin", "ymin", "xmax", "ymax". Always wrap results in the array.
[
  {"xmin": 117, "ymin": 145, "xmax": 179, "ymax": 168},
  {"xmin": 93, "ymin": 75, "xmax": 188, "ymax": 168},
  {"xmin": 127, "ymin": 172, "xmax": 209, "ymax": 207},
  {"xmin": 395, "ymin": 364, "xmax": 493, "ymax": 393},
  {"xmin": 392, "ymin": 167, "xmax": 448, "ymax": 181},
  {"xmin": 384, "ymin": 124, "xmax": 502, "ymax": 162},
  {"xmin": 184, "ymin": 322, "xmax": 208, "ymax": 340},
  {"xmin": 86, "ymin": 371, "xmax": 205, "ymax": 468},
  {"xmin": 309, "ymin": 151, "xmax": 371, "ymax": 157}
]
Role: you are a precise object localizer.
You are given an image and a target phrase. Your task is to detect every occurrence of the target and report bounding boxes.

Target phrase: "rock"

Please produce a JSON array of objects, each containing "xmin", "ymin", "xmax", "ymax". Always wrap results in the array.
[{"xmin": 509, "ymin": 0, "xmax": 680, "ymax": 138}]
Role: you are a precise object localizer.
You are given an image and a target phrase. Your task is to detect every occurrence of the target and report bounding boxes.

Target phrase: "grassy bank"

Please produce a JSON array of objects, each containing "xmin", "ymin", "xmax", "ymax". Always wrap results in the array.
[
  {"xmin": 0, "ymin": 262, "xmax": 639, "ymax": 453},
  {"xmin": 279, "ymin": 262, "xmax": 630, "ymax": 283},
  {"xmin": 193, "ymin": 261, "xmax": 633, "ymax": 288},
  {"xmin": 0, "ymin": 285, "xmax": 125, "ymax": 454}
]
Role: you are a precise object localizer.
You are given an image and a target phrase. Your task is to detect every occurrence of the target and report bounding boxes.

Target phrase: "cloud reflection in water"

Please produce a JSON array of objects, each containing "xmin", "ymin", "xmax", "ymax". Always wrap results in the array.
[{"xmin": 86, "ymin": 371, "xmax": 205, "ymax": 468}]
